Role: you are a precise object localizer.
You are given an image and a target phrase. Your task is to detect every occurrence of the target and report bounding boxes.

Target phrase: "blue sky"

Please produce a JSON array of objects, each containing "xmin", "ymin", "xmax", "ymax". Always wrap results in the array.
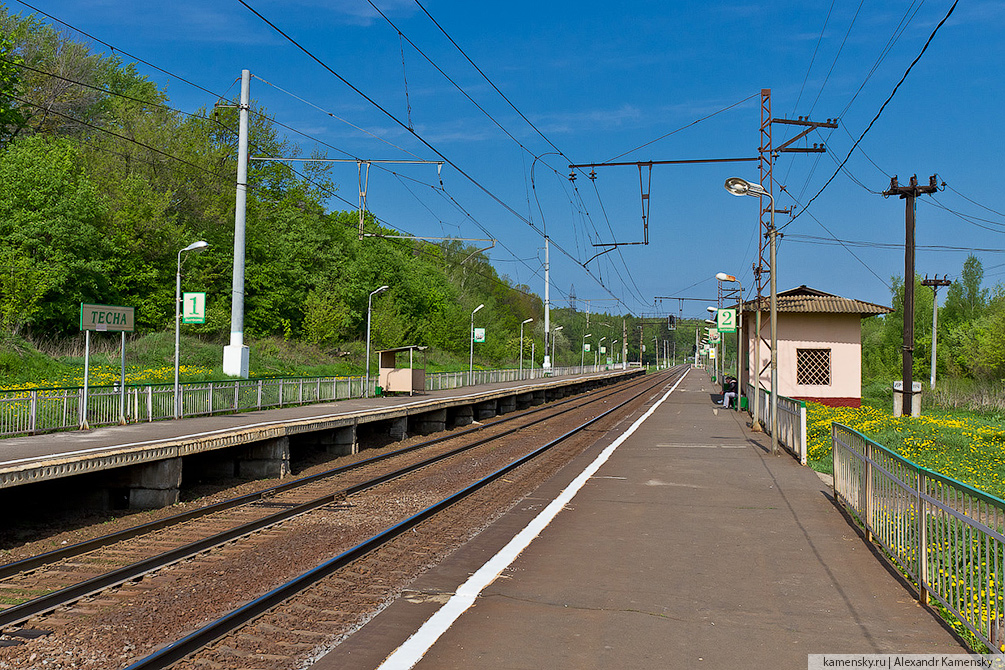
[{"xmin": 10, "ymin": 0, "xmax": 1002, "ymax": 319}]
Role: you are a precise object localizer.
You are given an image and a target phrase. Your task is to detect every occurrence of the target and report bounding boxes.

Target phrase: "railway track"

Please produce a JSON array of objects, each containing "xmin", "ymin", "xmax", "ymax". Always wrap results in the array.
[{"xmin": 0, "ymin": 366, "xmax": 686, "ymax": 669}]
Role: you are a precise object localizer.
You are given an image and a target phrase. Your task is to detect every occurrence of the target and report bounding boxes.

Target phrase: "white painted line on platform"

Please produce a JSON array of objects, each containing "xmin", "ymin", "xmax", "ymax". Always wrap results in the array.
[{"xmin": 375, "ymin": 368, "xmax": 690, "ymax": 670}]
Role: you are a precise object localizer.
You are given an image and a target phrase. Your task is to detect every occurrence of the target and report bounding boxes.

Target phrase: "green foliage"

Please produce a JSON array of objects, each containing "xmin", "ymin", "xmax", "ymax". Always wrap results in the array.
[
  {"xmin": 0, "ymin": 33, "xmax": 25, "ymax": 146},
  {"xmin": 0, "ymin": 134, "xmax": 110, "ymax": 331},
  {"xmin": 0, "ymin": 15, "xmax": 585, "ymax": 375},
  {"xmin": 0, "ymin": 331, "xmax": 63, "ymax": 384}
]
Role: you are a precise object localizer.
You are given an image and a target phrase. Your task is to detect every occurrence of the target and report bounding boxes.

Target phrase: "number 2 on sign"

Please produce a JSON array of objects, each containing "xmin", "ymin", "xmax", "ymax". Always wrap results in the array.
[{"xmin": 717, "ymin": 308, "xmax": 736, "ymax": 333}]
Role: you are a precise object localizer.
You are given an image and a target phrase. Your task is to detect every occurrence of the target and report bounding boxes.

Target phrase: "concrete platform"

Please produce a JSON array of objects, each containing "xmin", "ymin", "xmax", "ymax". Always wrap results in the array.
[
  {"xmin": 0, "ymin": 369, "xmax": 638, "ymax": 509},
  {"xmin": 313, "ymin": 367, "xmax": 965, "ymax": 670}
]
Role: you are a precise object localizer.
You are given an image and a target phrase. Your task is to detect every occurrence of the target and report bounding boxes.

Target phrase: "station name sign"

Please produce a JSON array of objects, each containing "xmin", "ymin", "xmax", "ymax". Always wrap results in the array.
[{"xmin": 80, "ymin": 303, "xmax": 135, "ymax": 332}]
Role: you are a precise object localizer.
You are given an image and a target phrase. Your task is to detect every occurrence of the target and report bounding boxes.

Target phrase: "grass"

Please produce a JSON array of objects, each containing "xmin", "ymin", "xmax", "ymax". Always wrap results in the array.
[
  {"xmin": 807, "ymin": 401, "xmax": 1005, "ymax": 500},
  {"xmin": 0, "ymin": 330, "xmax": 516, "ymax": 391},
  {"xmin": 807, "ymin": 388, "xmax": 1005, "ymax": 654}
]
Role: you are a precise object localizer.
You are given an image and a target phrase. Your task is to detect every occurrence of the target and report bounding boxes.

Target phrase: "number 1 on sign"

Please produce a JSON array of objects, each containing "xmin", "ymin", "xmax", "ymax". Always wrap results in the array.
[{"xmin": 182, "ymin": 292, "xmax": 206, "ymax": 324}]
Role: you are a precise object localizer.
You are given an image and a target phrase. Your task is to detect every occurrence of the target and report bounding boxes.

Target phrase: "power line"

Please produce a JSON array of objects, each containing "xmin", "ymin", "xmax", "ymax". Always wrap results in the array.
[
  {"xmin": 808, "ymin": 0, "xmax": 866, "ymax": 115},
  {"xmin": 12, "ymin": 0, "xmax": 226, "ymax": 102},
  {"xmin": 603, "ymin": 93, "xmax": 759, "ymax": 164},
  {"xmin": 1, "ymin": 16, "xmax": 552, "ymax": 309},
  {"xmin": 785, "ymin": 0, "xmax": 959, "ymax": 228},
  {"xmin": 410, "ymin": 0, "xmax": 570, "ymax": 162},
  {"xmin": 781, "ymin": 188, "xmax": 892, "ymax": 290},
  {"xmin": 235, "ymin": 0, "xmax": 635, "ymax": 313},
  {"xmin": 790, "ymin": 0, "xmax": 835, "ymax": 115},
  {"xmin": 785, "ymin": 234, "xmax": 1005, "ymax": 254},
  {"xmin": 364, "ymin": 0, "xmax": 644, "ymax": 304}
]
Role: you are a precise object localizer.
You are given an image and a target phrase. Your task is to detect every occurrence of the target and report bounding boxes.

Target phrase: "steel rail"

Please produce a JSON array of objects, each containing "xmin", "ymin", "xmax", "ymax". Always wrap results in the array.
[
  {"xmin": 123, "ymin": 367, "xmax": 686, "ymax": 670},
  {"xmin": 0, "ymin": 370, "xmax": 661, "ymax": 628},
  {"xmin": 0, "ymin": 371, "xmax": 644, "ymax": 580}
]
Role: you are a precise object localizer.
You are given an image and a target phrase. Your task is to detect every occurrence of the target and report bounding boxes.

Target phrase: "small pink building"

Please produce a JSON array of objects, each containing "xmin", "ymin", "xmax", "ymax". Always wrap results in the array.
[{"xmin": 739, "ymin": 286, "xmax": 891, "ymax": 408}]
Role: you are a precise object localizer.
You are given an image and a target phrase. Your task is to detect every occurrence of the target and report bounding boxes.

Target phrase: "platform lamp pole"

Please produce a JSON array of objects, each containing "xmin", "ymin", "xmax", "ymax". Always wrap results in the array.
[
  {"xmin": 725, "ymin": 177, "xmax": 777, "ymax": 454},
  {"xmin": 706, "ymin": 307, "xmax": 719, "ymax": 382},
  {"xmin": 582, "ymin": 332, "xmax": 592, "ymax": 371},
  {"xmin": 520, "ymin": 318, "xmax": 534, "ymax": 380},
  {"xmin": 551, "ymin": 326, "xmax": 564, "ymax": 368},
  {"xmin": 175, "ymin": 240, "xmax": 209, "ymax": 419},
  {"xmin": 365, "ymin": 285, "xmax": 389, "ymax": 397},
  {"xmin": 469, "ymin": 303, "xmax": 484, "ymax": 386},
  {"xmin": 717, "ymin": 273, "xmax": 743, "ymax": 412}
]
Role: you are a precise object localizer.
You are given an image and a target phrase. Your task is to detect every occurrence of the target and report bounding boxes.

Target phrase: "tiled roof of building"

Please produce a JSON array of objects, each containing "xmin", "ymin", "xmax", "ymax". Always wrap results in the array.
[{"xmin": 739, "ymin": 285, "xmax": 892, "ymax": 316}]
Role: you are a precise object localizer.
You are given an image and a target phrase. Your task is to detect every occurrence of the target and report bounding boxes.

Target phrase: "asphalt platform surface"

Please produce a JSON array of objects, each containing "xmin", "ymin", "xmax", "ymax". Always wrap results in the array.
[{"xmin": 312, "ymin": 367, "xmax": 965, "ymax": 670}]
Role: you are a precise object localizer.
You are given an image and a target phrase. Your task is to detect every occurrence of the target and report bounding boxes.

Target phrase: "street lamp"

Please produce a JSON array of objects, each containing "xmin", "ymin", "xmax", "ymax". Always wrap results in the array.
[
  {"xmin": 706, "ymin": 306, "xmax": 719, "ymax": 383},
  {"xmin": 597, "ymin": 336, "xmax": 606, "ymax": 367},
  {"xmin": 520, "ymin": 317, "xmax": 534, "ymax": 380},
  {"xmin": 582, "ymin": 333, "xmax": 592, "ymax": 370},
  {"xmin": 365, "ymin": 285, "xmax": 389, "ymax": 397},
  {"xmin": 726, "ymin": 176, "xmax": 778, "ymax": 455},
  {"xmin": 551, "ymin": 325, "xmax": 564, "ymax": 367},
  {"xmin": 717, "ymin": 272, "xmax": 745, "ymax": 417},
  {"xmin": 470, "ymin": 303, "xmax": 485, "ymax": 385},
  {"xmin": 612, "ymin": 340, "xmax": 619, "ymax": 366},
  {"xmin": 175, "ymin": 240, "xmax": 209, "ymax": 419}
]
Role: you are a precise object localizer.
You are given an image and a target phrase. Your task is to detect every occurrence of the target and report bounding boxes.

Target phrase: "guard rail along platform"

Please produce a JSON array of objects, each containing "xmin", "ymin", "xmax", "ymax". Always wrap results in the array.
[
  {"xmin": 745, "ymin": 382, "xmax": 808, "ymax": 464},
  {"xmin": 0, "ymin": 368, "xmax": 641, "ymax": 512}
]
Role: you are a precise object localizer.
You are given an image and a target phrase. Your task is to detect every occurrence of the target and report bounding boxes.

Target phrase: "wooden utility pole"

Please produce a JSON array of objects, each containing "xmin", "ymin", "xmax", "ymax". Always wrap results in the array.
[
  {"xmin": 883, "ymin": 175, "xmax": 938, "ymax": 415},
  {"xmin": 921, "ymin": 275, "xmax": 952, "ymax": 390}
]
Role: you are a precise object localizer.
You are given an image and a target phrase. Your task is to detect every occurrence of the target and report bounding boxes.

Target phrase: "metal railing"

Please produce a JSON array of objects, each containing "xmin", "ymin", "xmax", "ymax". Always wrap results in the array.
[
  {"xmin": 744, "ymin": 383, "xmax": 808, "ymax": 464},
  {"xmin": 832, "ymin": 422, "xmax": 1005, "ymax": 651},
  {"xmin": 1, "ymin": 364, "xmax": 618, "ymax": 438}
]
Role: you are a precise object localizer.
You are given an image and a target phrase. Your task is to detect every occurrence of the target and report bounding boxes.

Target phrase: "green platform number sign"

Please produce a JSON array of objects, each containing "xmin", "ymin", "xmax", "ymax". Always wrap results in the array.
[
  {"xmin": 182, "ymin": 292, "xmax": 207, "ymax": 324},
  {"xmin": 473, "ymin": 327, "xmax": 486, "ymax": 343},
  {"xmin": 717, "ymin": 308, "xmax": 737, "ymax": 333}
]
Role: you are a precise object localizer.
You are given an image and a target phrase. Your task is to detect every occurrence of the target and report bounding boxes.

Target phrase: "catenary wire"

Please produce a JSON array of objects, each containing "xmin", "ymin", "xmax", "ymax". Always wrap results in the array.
[
  {"xmin": 783, "ymin": 0, "xmax": 958, "ymax": 229},
  {"xmin": 236, "ymin": 0, "xmax": 633, "ymax": 313}
]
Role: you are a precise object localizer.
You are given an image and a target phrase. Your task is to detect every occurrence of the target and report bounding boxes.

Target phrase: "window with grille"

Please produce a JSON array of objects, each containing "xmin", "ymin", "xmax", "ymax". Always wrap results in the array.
[{"xmin": 797, "ymin": 348, "xmax": 831, "ymax": 386}]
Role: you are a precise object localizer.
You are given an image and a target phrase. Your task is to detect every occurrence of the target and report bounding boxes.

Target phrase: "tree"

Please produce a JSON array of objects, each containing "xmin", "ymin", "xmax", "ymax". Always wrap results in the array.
[
  {"xmin": 0, "ymin": 33, "xmax": 26, "ymax": 146},
  {"xmin": 0, "ymin": 134, "xmax": 109, "ymax": 334},
  {"xmin": 943, "ymin": 255, "xmax": 986, "ymax": 326}
]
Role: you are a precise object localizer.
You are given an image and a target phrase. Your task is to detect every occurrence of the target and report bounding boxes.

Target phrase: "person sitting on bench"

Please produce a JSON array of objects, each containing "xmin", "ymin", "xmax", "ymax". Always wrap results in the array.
[{"xmin": 721, "ymin": 376, "xmax": 738, "ymax": 408}]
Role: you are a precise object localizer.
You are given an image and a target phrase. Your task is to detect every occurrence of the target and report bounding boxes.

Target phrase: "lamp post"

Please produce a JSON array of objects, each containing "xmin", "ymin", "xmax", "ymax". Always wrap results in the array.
[
  {"xmin": 706, "ymin": 306, "xmax": 719, "ymax": 383},
  {"xmin": 551, "ymin": 325, "xmax": 564, "ymax": 367},
  {"xmin": 582, "ymin": 332, "xmax": 592, "ymax": 370},
  {"xmin": 597, "ymin": 336, "xmax": 606, "ymax": 367},
  {"xmin": 175, "ymin": 240, "xmax": 209, "ymax": 419},
  {"xmin": 470, "ymin": 303, "xmax": 485, "ymax": 385},
  {"xmin": 365, "ymin": 285, "xmax": 389, "ymax": 397},
  {"xmin": 520, "ymin": 317, "xmax": 534, "ymax": 380},
  {"xmin": 612, "ymin": 339, "xmax": 619, "ymax": 367},
  {"xmin": 725, "ymin": 176, "xmax": 778, "ymax": 455},
  {"xmin": 717, "ymin": 272, "xmax": 744, "ymax": 414},
  {"xmin": 704, "ymin": 315, "xmax": 718, "ymax": 382}
]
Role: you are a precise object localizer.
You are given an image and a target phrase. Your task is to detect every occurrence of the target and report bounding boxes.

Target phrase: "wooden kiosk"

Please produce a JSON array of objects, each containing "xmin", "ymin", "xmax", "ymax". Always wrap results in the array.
[{"xmin": 377, "ymin": 345, "xmax": 427, "ymax": 396}]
